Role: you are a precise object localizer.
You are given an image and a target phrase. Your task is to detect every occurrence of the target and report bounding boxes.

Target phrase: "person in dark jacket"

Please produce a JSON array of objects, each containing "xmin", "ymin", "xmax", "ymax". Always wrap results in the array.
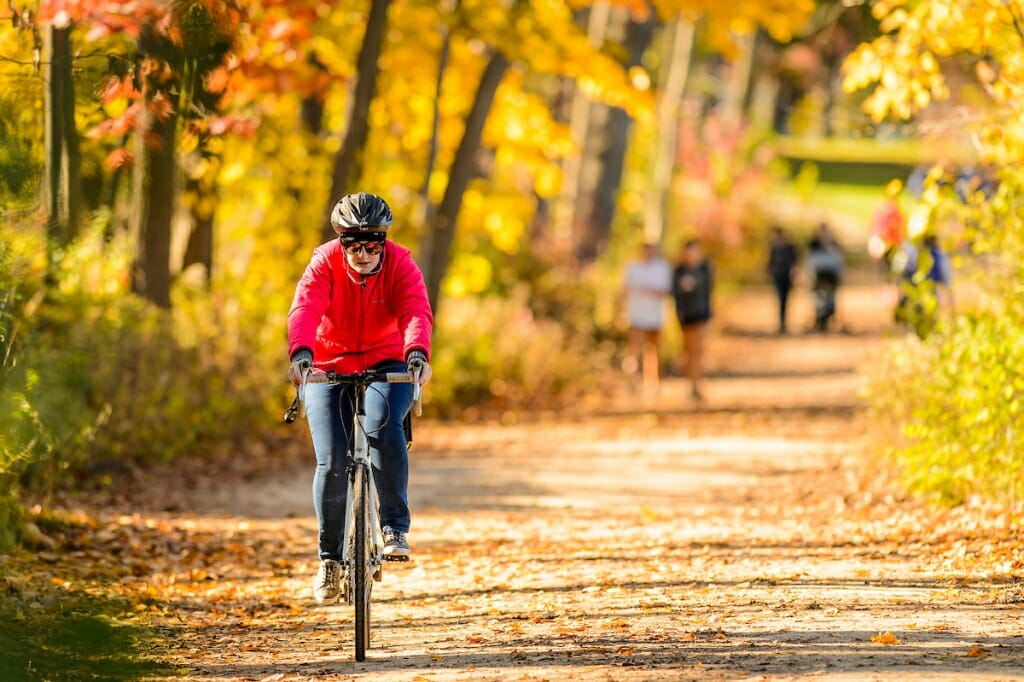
[
  {"xmin": 672, "ymin": 239, "xmax": 713, "ymax": 401},
  {"xmin": 767, "ymin": 227, "xmax": 799, "ymax": 334}
]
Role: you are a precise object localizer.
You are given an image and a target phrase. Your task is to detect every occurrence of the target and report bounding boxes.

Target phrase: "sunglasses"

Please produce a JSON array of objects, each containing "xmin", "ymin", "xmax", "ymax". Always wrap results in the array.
[{"xmin": 339, "ymin": 235, "xmax": 386, "ymax": 256}]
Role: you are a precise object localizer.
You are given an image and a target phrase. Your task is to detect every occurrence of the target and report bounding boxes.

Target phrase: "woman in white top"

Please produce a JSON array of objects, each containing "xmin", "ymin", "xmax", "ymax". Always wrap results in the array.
[{"xmin": 622, "ymin": 242, "xmax": 672, "ymax": 395}]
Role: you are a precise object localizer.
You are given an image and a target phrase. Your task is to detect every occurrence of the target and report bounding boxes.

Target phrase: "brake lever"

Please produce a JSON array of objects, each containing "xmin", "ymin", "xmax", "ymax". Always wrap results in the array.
[
  {"xmin": 412, "ymin": 366, "xmax": 423, "ymax": 417},
  {"xmin": 284, "ymin": 396, "xmax": 299, "ymax": 423},
  {"xmin": 285, "ymin": 367, "xmax": 312, "ymax": 424}
]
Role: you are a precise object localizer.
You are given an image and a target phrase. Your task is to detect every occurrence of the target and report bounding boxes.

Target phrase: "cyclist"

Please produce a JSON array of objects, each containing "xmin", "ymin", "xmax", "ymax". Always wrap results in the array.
[{"xmin": 287, "ymin": 192, "xmax": 433, "ymax": 604}]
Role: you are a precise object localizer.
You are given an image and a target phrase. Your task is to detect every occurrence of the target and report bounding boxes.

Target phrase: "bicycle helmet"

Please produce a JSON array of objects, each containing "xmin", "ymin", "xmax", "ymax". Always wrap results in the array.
[{"xmin": 330, "ymin": 192, "xmax": 394, "ymax": 232}]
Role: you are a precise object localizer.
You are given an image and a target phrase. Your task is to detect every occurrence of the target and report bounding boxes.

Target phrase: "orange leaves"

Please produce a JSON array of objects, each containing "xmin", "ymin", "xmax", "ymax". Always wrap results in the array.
[
  {"xmin": 555, "ymin": 624, "xmax": 587, "ymax": 637},
  {"xmin": 870, "ymin": 631, "xmax": 902, "ymax": 645},
  {"xmin": 966, "ymin": 645, "xmax": 990, "ymax": 658},
  {"xmin": 98, "ymin": 75, "xmax": 141, "ymax": 104},
  {"xmin": 205, "ymin": 66, "xmax": 231, "ymax": 94}
]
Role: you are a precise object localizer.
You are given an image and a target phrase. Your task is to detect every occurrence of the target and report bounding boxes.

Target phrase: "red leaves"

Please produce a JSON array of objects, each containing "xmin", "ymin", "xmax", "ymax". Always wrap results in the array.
[
  {"xmin": 88, "ymin": 105, "xmax": 138, "ymax": 139},
  {"xmin": 205, "ymin": 66, "xmax": 231, "ymax": 94},
  {"xmin": 104, "ymin": 148, "xmax": 133, "ymax": 171},
  {"xmin": 97, "ymin": 75, "xmax": 140, "ymax": 103}
]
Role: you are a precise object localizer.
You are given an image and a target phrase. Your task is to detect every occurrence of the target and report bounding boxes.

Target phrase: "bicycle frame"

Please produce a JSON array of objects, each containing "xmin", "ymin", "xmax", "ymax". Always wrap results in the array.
[{"xmin": 341, "ymin": 383, "xmax": 383, "ymax": 584}]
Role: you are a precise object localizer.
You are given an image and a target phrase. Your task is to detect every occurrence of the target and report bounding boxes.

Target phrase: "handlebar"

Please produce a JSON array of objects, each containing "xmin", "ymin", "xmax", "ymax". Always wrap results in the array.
[{"xmin": 284, "ymin": 367, "xmax": 422, "ymax": 423}]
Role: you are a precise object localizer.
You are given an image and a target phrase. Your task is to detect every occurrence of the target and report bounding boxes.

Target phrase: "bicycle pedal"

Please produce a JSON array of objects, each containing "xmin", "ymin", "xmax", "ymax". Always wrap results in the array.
[{"xmin": 383, "ymin": 554, "xmax": 409, "ymax": 562}]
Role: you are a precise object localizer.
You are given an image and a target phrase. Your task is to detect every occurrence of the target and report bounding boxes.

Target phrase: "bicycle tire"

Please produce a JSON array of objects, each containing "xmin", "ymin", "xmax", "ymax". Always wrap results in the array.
[{"xmin": 353, "ymin": 464, "xmax": 371, "ymax": 661}]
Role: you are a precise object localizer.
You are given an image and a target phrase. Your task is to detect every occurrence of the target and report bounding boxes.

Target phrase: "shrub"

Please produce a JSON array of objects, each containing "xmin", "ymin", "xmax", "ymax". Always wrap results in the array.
[
  {"xmin": 0, "ymin": 222, "xmax": 271, "ymax": 509},
  {"xmin": 430, "ymin": 286, "xmax": 618, "ymax": 418},
  {"xmin": 865, "ymin": 168, "xmax": 1024, "ymax": 505}
]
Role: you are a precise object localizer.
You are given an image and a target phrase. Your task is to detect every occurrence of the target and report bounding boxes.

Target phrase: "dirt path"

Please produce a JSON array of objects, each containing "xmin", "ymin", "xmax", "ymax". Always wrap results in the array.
[{"xmin": 51, "ymin": 284, "xmax": 1024, "ymax": 680}]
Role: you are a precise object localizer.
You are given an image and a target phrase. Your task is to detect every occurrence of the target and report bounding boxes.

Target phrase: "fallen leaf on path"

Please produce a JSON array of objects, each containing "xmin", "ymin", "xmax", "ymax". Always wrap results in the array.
[
  {"xmin": 870, "ymin": 631, "xmax": 901, "ymax": 645},
  {"xmin": 966, "ymin": 645, "xmax": 990, "ymax": 658}
]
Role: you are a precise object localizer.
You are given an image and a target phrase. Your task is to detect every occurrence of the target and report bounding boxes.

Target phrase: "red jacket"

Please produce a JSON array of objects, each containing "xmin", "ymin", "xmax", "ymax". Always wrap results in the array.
[{"xmin": 288, "ymin": 240, "xmax": 433, "ymax": 373}]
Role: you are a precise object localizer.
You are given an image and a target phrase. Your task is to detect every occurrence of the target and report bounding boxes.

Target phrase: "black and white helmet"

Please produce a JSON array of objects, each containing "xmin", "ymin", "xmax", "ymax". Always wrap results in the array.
[{"xmin": 330, "ymin": 192, "xmax": 393, "ymax": 231}]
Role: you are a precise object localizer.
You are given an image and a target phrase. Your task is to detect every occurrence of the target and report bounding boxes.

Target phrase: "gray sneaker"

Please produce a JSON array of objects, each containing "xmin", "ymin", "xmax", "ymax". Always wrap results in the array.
[
  {"xmin": 382, "ymin": 530, "xmax": 410, "ymax": 560},
  {"xmin": 313, "ymin": 559, "xmax": 342, "ymax": 603}
]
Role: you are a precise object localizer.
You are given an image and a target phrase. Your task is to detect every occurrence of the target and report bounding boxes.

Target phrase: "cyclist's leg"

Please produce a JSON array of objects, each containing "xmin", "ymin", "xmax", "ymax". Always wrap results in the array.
[
  {"xmin": 365, "ymin": 361, "xmax": 414, "ymax": 534},
  {"xmin": 305, "ymin": 381, "xmax": 355, "ymax": 560}
]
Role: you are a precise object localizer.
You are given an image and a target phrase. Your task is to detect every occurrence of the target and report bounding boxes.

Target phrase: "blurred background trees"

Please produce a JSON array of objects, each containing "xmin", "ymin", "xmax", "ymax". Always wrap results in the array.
[{"xmin": 1, "ymin": 0, "xmax": 1019, "ymax": 543}]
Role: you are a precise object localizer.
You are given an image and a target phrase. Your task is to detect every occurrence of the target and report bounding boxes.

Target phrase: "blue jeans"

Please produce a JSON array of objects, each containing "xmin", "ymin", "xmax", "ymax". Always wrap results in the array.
[{"xmin": 304, "ymin": 361, "xmax": 413, "ymax": 561}]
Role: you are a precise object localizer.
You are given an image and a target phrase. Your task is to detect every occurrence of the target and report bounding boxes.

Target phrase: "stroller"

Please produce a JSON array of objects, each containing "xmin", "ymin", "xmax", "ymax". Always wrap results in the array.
[
  {"xmin": 812, "ymin": 270, "xmax": 839, "ymax": 331},
  {"xmin": 807, "ymin": 236, "xmax": 842, "ymax": 332}
]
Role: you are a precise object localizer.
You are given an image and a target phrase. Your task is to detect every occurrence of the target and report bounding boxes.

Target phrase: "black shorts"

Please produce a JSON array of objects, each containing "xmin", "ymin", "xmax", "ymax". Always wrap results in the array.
[{"xmin": 678, "ymin": 314, "xmax": 710, "ymax": 328}]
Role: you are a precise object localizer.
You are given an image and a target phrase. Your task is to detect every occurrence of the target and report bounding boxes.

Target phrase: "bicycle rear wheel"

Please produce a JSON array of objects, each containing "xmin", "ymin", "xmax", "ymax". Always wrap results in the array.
[{"xmin": 353, "ymin": 464, "xmax": 372, "ymax": 661}]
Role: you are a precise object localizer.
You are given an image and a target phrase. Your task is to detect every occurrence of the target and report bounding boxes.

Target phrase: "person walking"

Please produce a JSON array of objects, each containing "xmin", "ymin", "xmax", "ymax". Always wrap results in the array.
[
  {"xmin": 672, "ymin": 239, "xmax": 713, "ymax": 401},
  {"xmin": 892, "ymin": 230, "xmax": 953, "ymax": 339},
  {"xmin": 767, "ymin": 226, "xmax": 799, "ymax": 334},
  {"xmin": 622, "ymin": 241, "xmax": 672, "ymax": 396},
  {"xmin": 287, "ymin": 192, "xmax": 434, "ymax": 604},
  {"xmin": 807, "ymin": 223, "xmax": 844, "ymax": 332}
]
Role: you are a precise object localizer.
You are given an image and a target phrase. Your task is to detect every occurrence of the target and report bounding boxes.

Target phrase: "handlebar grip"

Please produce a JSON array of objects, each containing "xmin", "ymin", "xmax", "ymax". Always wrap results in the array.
[{"xmin": 386, "ymin": 370, "xmax": 423, "ymax": 415}]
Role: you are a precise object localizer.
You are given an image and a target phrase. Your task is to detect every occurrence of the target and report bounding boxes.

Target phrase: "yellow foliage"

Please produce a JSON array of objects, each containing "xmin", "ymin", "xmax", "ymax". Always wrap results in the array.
[
  {"xmin": 444, "ymin": 252, "xmax": 494, "ymax": 298},
  {"xmin": 844, "ymin": 0, "xmax": 1024, "ymax": 166}
]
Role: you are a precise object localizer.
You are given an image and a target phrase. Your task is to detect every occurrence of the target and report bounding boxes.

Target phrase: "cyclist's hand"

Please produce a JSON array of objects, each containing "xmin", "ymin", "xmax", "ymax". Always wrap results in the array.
[
  {"xmin": 406, "ymin": 350, "xmax": 432, "ymax": 386},
  {"xmin": 288, "ymin": 349, "xmax": 313, "ymax": 387}
]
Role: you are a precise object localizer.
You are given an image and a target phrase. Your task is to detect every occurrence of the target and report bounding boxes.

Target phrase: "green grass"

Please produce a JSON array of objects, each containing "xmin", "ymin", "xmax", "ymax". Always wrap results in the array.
[
  {"xmin": 773, "ymin": 135, "xmax": 974, "ymax": 166},
  {"xmin": 771, "ymin": 180, "xmax": 895, "ymax": 230},
  {"xmin": 0, "ymin": 587, "xmax": 173, "ymax": 681}
]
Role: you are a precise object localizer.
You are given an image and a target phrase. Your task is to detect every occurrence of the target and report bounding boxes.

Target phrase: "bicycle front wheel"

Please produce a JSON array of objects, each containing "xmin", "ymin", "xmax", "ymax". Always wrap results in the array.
[{"xmin": 353, "ymin": 463, "xmax": 372, "ymax": 661}]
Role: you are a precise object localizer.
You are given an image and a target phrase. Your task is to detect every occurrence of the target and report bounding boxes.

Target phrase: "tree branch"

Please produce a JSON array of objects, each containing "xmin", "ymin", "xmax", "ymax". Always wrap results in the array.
[{"xmin": 0, "ymin": 50, "xmax": 125, "ymax": 67}]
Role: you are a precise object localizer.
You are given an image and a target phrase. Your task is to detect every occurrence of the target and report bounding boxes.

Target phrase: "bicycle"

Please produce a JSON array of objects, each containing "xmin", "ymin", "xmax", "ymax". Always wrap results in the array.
[{"xmin": 284, "ymin": 365, "xmax": 421, "ymax": 661}]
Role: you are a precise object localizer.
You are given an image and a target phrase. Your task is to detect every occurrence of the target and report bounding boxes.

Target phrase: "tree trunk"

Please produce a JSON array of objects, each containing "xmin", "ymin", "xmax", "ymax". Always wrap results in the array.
[
  {"xmin": 42, "ymin": 23, "xmax": 82, "ymax": 247},
  {"xmin": 420, "ymin": 51, "xmax": 509, "ymax": 314},
  {"xmin": 553, "ymin": 2, "xmax": 612, "ymax": 249},
  {"xmin": 720, "ymin": 31, "xmax": 757, "ymax": 126},
  {"xmin": 644, "ymin": 18, "xmax": 695, "ymax": 244},
  {"xmin": 130, "ymin": 100, "xmax": 177, "ymax": 309},
  {"xmin": 181, "ymin": 174, "xmax": 213, "ymax": 280},
  {"xmin": 416, "ymin": 2, "xmax": 457, "ymax": 229},
  {"xmin": 320, "ymin": 0, "xmax": 392, "ymax": 243},
  {"xmin": 300, "ymin": 55, "xmax": 327, "ymax": 137},
  {"xmin": 579, "ymin": 13, "xmax": 655, "ymax": 263},
  {"xmin": 747, "ymin": 33, "xmax": 779, "ymax": 130}
]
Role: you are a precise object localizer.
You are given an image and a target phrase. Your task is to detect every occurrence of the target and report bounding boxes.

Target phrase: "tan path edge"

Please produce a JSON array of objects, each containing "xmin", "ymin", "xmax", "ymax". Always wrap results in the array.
[{"xmin": 77, "ymin": 285, "xmax": 1024, "ymax": 681}]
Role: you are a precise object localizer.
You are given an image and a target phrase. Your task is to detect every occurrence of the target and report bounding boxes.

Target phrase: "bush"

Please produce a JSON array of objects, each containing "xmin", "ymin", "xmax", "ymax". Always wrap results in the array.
[
  {"xmin": 867, "ymin": 309, "xmax": 1024, "ymax": 505},
  {"xmin": 430, "ymin": 286, "xmax": 618, "ymax": 418},
  {"xmin": 0, "ymin": 223, "xmax": 272, "ymax": 514},
  {"xmin": 865, "ymin": 168, "xmax": 1024, "ymax": 505}
]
